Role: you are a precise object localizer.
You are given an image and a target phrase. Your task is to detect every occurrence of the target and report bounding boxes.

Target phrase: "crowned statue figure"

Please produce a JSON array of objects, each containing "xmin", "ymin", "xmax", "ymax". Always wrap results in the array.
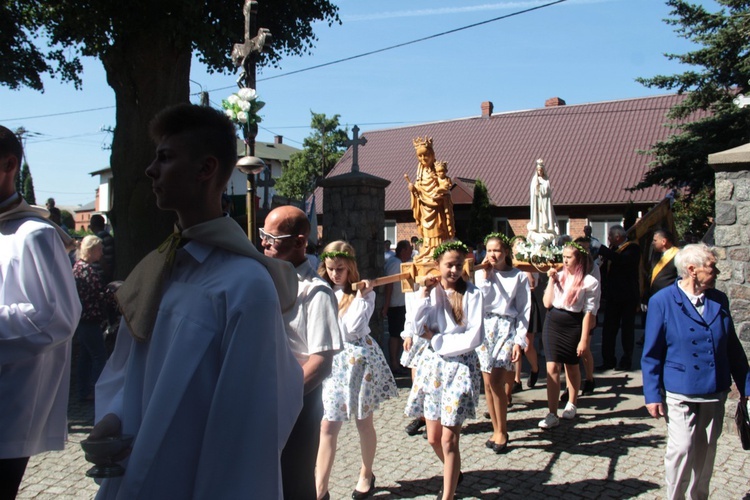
[
  {"xmin": 404, "ymin": 137, "xmax": 455, "ymax": 263},
  {"xmin": 527, "ymin": 158, "xmax": 559, "ymax": 244}
]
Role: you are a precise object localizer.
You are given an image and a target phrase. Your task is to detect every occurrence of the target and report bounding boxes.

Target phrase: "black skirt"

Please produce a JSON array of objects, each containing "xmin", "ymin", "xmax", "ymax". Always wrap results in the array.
[
  {"xmin": 543, "ymin": 307, "xmax": 584, "ymax": 364},
  {"xmin": 528, "ymin": 293, "xmax": 544, "ymax": 334}
]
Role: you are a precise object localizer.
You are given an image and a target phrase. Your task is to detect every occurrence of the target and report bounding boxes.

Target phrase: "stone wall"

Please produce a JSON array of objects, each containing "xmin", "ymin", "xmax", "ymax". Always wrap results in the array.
[
  {"xmin": 710, "ymin": 144, "xmax": 750, "ymax": 353},
  {"xmin": 320, "ymin": 171, "xmax": 390, "ymax": 341}
]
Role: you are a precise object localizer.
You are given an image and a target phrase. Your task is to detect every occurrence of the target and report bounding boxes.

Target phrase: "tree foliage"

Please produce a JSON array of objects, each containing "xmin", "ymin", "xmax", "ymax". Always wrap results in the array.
[
  {"xmin": 0, "ymin": 0, "xmax": 340, "ymax": 277},
  {"xmin": 1, "ymin": 1, "xmax": 340, "ymax": 91},
  {"xmin": 21, "ymin": 163, "xmax": 36, "ymax": 205},
  {"xmin": 672, "ymin": 186, "xmax": 714, "ymax": 241},
  {"xmin": 467, "ymin": 179, "xmax": 493, "ymax": 245},
  {"xmin": 274, "ymin": 111, "xmax": 348, "ymax": 201},
  {"xmin": 634, "ymin": 0, "xmax": 750, "ymax": 194}
]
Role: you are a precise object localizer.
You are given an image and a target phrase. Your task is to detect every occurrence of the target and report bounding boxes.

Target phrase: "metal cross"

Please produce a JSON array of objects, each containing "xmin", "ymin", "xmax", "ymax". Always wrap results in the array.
[
  {"xmin": 231, "ymin": 1, "xmax": 272, "ymax": 90},
  {"xmin": 346, "ymin": 125, "xmax": 367, "ymax": 173}
]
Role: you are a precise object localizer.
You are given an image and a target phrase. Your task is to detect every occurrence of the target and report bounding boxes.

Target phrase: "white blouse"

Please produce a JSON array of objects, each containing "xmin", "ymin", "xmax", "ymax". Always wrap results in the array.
[
  {"xmin": 550, "ymin": 273, "xmax": 600, "ymax": 315},
  {"xmin": 334, "ymin": 287, "xmax": 375, "ymax": 342},
  {"xmin": 409, "ymin": 282, "xmax": 484, "ymax": 357},
  {"xmin": 474, "ymin": 267, "xmax": 531, "ymax": 343}
]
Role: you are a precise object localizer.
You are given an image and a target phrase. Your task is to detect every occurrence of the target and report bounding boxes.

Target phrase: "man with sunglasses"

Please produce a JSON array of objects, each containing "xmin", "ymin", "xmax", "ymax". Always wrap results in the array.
[{"xmin": 262, "ymin": 205, "xmax": 342, "ymax": 500}]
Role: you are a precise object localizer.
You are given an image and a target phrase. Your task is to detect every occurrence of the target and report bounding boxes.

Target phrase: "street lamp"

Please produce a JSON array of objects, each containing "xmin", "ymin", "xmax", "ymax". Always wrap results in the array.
[{"xmin": 237, "ymin": 155, "xmax": 267, "ymax": 243}]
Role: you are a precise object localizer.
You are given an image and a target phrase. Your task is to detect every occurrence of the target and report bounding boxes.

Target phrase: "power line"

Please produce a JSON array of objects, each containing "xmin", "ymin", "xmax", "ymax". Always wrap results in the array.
[
  {"xmin": 208, "ymin": 0, "xmax": 569, "ymax": 93},
  {"xmin": 1, "ymin": 106, "xmax": 115, "ymax": 122},
  {"xmin": 1, "ymin": 1, "xmax": 568, "ymax": 124}
]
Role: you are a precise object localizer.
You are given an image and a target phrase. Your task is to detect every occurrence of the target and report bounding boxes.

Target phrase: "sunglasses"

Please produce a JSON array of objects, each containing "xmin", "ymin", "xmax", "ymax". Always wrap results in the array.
[{"xmin": 258, "ymin": 228, "xmax": 297, "ymax": 244}]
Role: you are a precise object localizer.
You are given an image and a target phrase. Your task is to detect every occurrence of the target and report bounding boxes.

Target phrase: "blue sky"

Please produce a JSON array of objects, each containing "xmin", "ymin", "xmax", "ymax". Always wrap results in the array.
[{"xmin": 0, "ymin": 0, "xmax": 719, "ymax": 207}]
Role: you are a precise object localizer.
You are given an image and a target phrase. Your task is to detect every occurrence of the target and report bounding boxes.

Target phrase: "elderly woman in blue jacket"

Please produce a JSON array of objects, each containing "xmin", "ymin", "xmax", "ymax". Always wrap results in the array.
[{"xmin": 642, "ymin": 243, "xmax": 750, "ymax": 500}]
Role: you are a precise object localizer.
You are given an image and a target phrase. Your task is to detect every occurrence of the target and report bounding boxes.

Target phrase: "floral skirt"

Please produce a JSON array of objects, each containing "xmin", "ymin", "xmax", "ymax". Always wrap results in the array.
[
  {"xmin": 476, "ymin": 314, "xmax": 516, "ymax": 373},
  {"xmin": 404, "ymin": 347, "xmax": 481, "ymax": 426},
  {"xmin": 400, "ymin": 335, "xmax": 428, "ymax": 369},
  {"xmin": 322, "ymin": 335, "xmax": 398, "ymax": 421}
]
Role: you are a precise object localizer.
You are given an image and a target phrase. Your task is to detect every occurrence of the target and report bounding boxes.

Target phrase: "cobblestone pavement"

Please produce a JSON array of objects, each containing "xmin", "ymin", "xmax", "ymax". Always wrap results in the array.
[{"xmin": 18, "ymin": 328, "xmax": 750, "ymax": 499}]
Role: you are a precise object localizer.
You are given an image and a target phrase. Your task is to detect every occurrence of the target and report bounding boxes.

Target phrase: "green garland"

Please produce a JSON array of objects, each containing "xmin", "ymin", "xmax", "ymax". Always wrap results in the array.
[
  {"xmin": 483, "ymin": 232, "xmax": 510, "ymax": 246},
  {"xmin": 564, "ymin": 241, "xmax": 589, "ymax": 255},
  {"xmin": 432, "ymin": 240, "xmax": 469, "ymax": 261},
  {"xmin": 320, "ymin": 250, "xmax": 355, "ymax": 260}
]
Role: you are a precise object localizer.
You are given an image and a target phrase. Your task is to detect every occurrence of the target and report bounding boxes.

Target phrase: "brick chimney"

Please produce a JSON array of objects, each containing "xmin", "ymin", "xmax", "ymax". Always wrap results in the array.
[
  {"xmin": 481, "ymin": 101, "xmax": 494, "ymax": 118},
  {"xmin": 545, "ymin": 97, "xmax": 566, "ymax": 107},
  {"xmin": 274, "ymin": 135, "xmax": 283, "ymax": 144}
]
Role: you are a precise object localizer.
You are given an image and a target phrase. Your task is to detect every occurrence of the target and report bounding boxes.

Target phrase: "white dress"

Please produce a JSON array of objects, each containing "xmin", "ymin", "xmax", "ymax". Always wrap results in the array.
[
  {"xmin": 399, "ymin": 291, "xmax": 428, "ymax": 368},
  {"xmin": 321, "ymin": 288, "xmax": 398, "ymax": 421},
  {"xmin": 0, "ymin": 215, "xmax": 82, "ymax": 459},
  {"xmin": 474, "ymin": 268, "xmax": 531, "ymax": 372},
  {"xmin": 404, "ymin": 282, "xmax": 484, "ymax": 426}
]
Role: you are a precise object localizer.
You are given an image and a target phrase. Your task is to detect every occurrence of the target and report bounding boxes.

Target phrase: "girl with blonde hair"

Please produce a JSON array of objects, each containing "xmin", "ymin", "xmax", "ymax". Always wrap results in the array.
[{"xmin": 315, "ymin": 241, "xmax": 397, "ymax": 500}]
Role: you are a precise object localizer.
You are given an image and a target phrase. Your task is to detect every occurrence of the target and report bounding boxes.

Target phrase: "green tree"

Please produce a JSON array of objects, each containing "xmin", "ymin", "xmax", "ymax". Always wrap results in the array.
[
  {"xmin": 21, "ymin": 163, "xmax": 36, "ymax": 204},
  {"xmin": 633, "ymin": 0, "xmax": 750, "ymax": 195},
  {"xmin": 1, "ymin": 1, "xmax": 340, "ymax": 277},
  {"xmin": 275, "ymin": 111, "xmax": 348, "ymax": 201},
  {"xmin": 672, "ymin": 186, "xmax": 714, "ymax": 242},
  {"xmin": 60, "ymin": 209, "xmax": 75, "ymax": 231},
  {"xmin": 467, "ymin": 179, "xmax": 493, "ymax": 244}
]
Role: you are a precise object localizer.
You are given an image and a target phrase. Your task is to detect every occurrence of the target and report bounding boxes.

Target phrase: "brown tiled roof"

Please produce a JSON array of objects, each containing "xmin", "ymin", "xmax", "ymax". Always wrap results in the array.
[{"xmin": 321, "ymin": 94, "xmax": 707, "ymax": 212}]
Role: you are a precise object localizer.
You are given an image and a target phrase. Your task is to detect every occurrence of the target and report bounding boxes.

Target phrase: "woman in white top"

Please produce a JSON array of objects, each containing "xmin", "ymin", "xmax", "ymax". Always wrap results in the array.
[
  {"xmin": 404, "ymin": 241, "xmax": 483, "ymax": 500},
  {"xmin": 315, "ymin": 241, "xmax": 398, "ymax": 500},
  {"xmin": 474, "ymin": 233, "xmax": 530, "ymax": 453},
  {"xmin": 539, "ymin": 242, "xmax": 600, "ymax": 429}
]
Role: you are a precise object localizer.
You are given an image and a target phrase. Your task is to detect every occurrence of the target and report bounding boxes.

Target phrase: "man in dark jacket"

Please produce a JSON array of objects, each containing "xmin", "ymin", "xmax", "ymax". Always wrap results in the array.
[{"xmin": 597, "ymin": 225, "xmax": 640, "ymax": 371}]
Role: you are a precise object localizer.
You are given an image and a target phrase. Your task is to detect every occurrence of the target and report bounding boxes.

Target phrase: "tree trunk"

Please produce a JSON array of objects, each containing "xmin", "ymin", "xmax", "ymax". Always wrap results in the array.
[{"xmin": 101, "ymin": 33, "xmax": 192, "ymax": 279}]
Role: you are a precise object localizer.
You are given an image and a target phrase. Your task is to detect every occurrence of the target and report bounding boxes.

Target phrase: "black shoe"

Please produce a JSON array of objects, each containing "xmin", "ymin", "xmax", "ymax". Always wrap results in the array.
[
  {"xmin": 595, "ymin": 364, "xmax": 615, "ymax": 372},
  {"xmin": 352, "ymin": 475, "xmax": 375, "ymax": 500},
  {"xmin": 492, "ymin": 434, "xmax": 509, "ymax": 454},
  {"xmin": 483, "ymin": 411, "xmax": 491, "ymax": 419},
  {"xmin": 635, "ymin": 336, "xmax": 645, "ymax": 347},
  {"xmin": 560, "ymin": 388, "xmax": 569, "ymax": 402},
  {"xmin": 582, "ymin": 379, "xmax": 596, "ymax": 396},
  {"xmin": 320, "ymin": 493, "xmax": 330, "ymax": 500},
  {"xmin": 617, "ymin": 360, "xmax": 632, "ymax": 371},
  {"xmin": 485, "ymin": 439, "xmax": 494, "ymax": 449},
  {"xmin": 528, "ymin": 370, "xmax": 539, "ymax": 388},
  {"xmin": 405, "ymin": 418, "xmax": 425, "ymax": 436},
  {"xmin": 512, "ymin": 381, "xmax": 523, "ymax": 394}
]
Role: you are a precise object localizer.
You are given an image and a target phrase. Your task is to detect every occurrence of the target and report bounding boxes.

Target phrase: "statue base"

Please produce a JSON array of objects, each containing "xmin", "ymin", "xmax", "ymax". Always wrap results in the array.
[{"xmin": 526, "ymin": 230, "xmax": 557, "ymax": 245}]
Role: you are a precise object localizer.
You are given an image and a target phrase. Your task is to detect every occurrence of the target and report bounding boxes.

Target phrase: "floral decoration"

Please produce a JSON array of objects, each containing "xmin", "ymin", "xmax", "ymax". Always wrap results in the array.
[{"xmin": 222, "ymin": 87, "xmax": 265, "ymax": 126}]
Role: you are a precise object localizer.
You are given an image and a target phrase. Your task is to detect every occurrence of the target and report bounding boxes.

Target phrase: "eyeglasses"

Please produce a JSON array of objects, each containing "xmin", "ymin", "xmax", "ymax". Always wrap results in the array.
[{"xmin": 259, "ymin": 227, "xmax": 296, "ymax": 244}]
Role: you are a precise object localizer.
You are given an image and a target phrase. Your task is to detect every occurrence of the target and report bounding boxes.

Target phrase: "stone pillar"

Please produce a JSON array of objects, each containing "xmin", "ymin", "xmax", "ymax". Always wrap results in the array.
[
  {"xmin": 320, "ymin": 171, "xmax": 391, "ymax": 341},
  {"xmin": 709, "ymin": 143, "xmax": 750, "ymax": 355}
]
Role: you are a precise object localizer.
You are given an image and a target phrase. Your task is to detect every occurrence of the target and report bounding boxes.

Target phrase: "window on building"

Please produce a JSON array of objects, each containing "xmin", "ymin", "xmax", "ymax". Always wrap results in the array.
[
  {"xmin": 493, "ymin": 218, "xmax": 511, "ymax": 236},
  {"xmin": 384, "ymin": 220, "xmax": 396, "ymax": 246},
  {"xmin": 557, "ymin": 217, "xmax": 569, "ymax": 236},
  {"xmin": 589, "ymin": 217, "xmax": 623, "ymax": 243}
]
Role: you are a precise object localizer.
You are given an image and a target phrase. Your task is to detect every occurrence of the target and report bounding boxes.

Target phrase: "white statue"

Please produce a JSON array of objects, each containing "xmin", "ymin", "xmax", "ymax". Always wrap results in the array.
[{"xmin": 527, "ymin": 159, "xmax": 558, "ymax": 241}]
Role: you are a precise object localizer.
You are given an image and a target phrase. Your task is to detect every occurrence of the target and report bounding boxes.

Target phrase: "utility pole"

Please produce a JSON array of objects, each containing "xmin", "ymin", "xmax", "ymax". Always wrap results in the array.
[{"xmin": 231, "ymin": 0, "xmax": 272, "ymax": 245}]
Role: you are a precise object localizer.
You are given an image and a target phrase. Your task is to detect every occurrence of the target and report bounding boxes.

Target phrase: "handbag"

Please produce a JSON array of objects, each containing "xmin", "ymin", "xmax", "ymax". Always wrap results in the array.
[{"xmin": 735, "ymin": 399, "xmax": 750, "ymax": 451}]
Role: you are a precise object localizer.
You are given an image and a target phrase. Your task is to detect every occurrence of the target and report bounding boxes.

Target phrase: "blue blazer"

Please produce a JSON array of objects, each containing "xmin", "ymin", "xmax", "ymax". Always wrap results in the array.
[{"xmin": 642, "ymin": 281, "xmax": 750, "ymax": 404}]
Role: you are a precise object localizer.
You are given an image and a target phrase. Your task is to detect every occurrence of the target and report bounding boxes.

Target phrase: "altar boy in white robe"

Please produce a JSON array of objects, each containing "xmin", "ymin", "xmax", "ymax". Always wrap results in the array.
[
  {"xmin": 0, "ymin": 125, "xmax": 82, "ymax": 499},
  {"xmin": 88, "ymin": 104, "xmax": 303, "ymax": 499}
]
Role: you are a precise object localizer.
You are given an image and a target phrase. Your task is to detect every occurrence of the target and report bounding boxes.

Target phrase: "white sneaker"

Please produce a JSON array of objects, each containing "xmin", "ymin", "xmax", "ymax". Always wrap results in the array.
[
  {"xmin": 562, "ymin": 402, "xmax": 577, "ymax": 420},
  {"xmin": 538, "ymin": 412, "xmax": 559, "ymax": 429}
]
